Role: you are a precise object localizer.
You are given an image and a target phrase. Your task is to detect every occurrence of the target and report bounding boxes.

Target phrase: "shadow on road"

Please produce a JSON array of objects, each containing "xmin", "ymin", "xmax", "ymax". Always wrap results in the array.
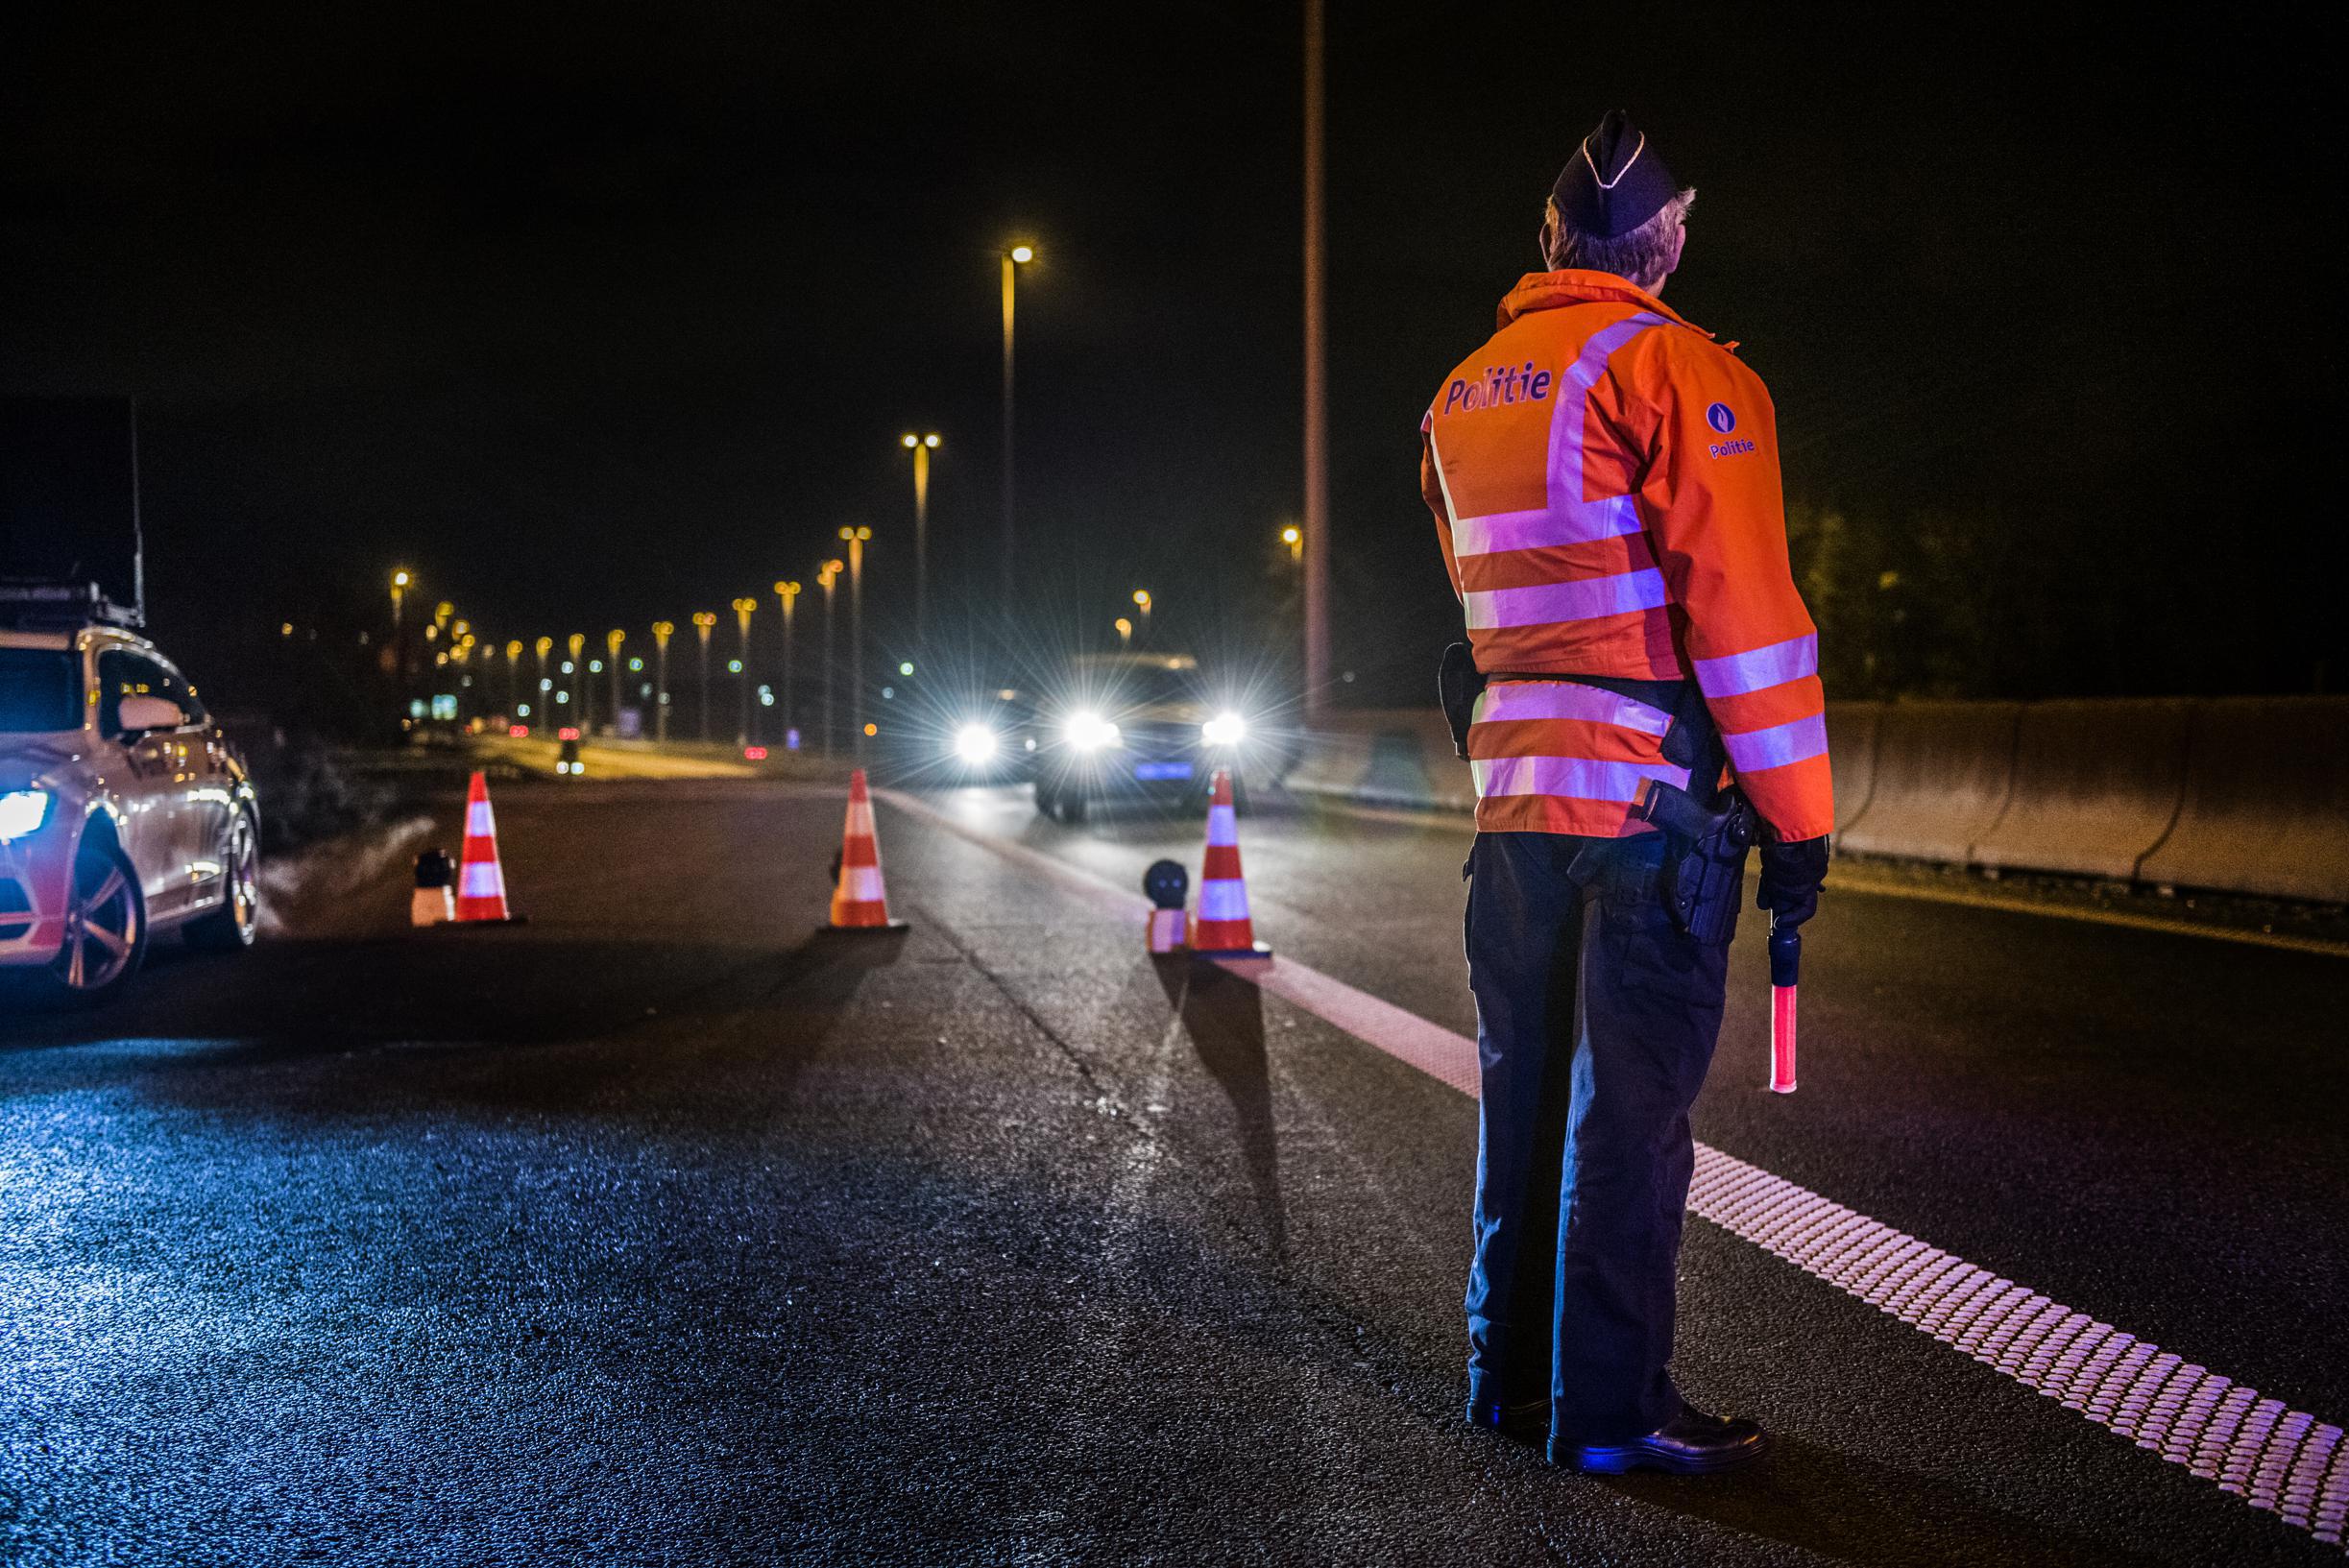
[
  {"xmin": 1599, "ymin": 1430, "xmax": 2175, "ymax": 1568},
  {"xmin": 0, "ymin": 925, "xmax": 910, "ymax": 1126},
  {"xmin": 1152, "ymin": 954, "xmax": 1286, "ymax": 1265}
]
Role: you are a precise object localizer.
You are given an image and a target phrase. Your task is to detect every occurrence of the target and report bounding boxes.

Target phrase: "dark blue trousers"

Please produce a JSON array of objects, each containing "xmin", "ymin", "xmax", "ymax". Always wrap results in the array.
[{"xmin": 1463, "ymin": 830, "xmax": 1731, "ymax": 1445}]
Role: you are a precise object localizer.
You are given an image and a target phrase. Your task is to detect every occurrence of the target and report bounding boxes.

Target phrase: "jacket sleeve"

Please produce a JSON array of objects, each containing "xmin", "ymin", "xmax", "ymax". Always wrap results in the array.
[
  {"xmin": 1636, "ymin": 339, "xmax": 1834, "ymax": 842},
  {"xmin": 1421, "ymin": 427, "xmax": 1464, "ymax": 601}
]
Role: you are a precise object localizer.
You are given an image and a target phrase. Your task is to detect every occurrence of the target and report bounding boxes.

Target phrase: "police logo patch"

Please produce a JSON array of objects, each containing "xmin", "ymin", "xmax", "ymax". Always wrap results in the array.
[{"xmin": 1706, "ymin": 402, "xmax": 1736, "ymax": 434}]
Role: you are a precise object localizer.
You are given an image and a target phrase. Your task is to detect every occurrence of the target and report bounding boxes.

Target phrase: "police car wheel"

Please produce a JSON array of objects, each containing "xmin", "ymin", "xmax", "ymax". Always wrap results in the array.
[{"xmin": 185, "ymin": 809, "xmax": 261, "ymax": 953}]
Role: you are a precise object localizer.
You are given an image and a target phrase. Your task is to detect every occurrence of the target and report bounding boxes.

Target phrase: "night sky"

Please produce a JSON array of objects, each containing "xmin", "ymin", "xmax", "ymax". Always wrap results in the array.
[{"xmin": 3, "ymin": 5, "xmax": 2337, "ymax": 708}]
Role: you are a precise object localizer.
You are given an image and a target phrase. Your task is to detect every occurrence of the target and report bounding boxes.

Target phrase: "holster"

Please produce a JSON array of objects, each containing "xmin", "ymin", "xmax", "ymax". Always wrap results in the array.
[
  {"xmin": 1633, "ymin": 679, "xmax": 1755, "ymax": 944},
  {"xmin": 1633, "ymin": 778, "xmax": 1756, "ymax": 945},
  {"xmin": 1437, "ymin": 641, "xmax": 1483, "ymax": 761}
]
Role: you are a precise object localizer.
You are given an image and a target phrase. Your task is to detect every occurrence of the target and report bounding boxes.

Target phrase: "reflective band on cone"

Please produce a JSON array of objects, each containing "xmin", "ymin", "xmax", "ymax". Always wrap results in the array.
[
  {"xmin": 453, "ymin": 771, "xmax": 517, "ymax": 923},
  {"xmin": 1188, "ymin": 768, "xmax": 1268, "ymax": 958},
  {"xmin": 829, "ymin": 767, "xmax": 907, "ymax": 931}
]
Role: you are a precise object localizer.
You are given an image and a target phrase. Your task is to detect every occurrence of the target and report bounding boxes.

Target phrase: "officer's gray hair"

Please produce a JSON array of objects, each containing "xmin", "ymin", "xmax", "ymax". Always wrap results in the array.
[{"xmin": 1544, "ymin": 187, "xmax": 1696, "ymax": 286}]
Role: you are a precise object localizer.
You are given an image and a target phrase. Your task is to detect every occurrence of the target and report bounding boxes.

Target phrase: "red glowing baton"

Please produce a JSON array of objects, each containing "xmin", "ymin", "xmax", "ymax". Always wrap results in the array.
[{"xmin": 1767, "ymin": 920, "xmax": 1799, "ymax": 1094}]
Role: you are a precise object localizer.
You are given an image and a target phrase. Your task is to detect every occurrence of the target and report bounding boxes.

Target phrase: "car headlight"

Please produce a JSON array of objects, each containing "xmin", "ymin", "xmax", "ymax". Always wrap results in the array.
[
  {"xmin": 0, "ymin": 789, "xmax": 53, "ymax": 840},
  {"xmin": 1063, "ymin": 712, "xmax": 1121, "ymax": 751},
  {"xmin": 1201, "ymin": 712, "xmax": 1247, "ymax": 746},
  {"xmin": 953, "ymin": 723, "xmax": 999, "ymax": 762}
]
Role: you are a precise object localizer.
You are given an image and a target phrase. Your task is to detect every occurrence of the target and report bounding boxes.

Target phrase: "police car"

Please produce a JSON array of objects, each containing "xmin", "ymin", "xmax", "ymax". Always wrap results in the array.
[{"xmin": 0, "ymin": 584, "xmax": 261, "ymax": 1003}]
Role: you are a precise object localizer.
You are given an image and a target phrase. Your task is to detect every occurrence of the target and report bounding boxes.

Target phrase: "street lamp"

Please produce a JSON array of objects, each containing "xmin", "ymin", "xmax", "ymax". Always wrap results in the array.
[
  {"xmin": 1115, "ymin": 615, "xmax": 1132, "ymax": 649},
  {"xmin": 691, "ymin": 612, "xmax": 717, "ymax": 742},
  {"xmin": 606, "ymin": 630, "xmax": 626, "ymax": 736},
  {"xmin": 837, "ymin": 527, "xmax": 872, "ymax": 758},
  {"xmin": 731, "ymin": 597, "xmax": 758, "ymax": 746},
  {"xmin": 1002, "ymin": 242, "xmax": 1036, "ymax": 615},
  {"xmin": 1281, "ymin": 524, "xmax": 1303, "ymax": 564},
  {"xmin": 651, "ymin": 621, "xmax": 674, "ymax": 743},
  {"xmin": 772, "ymin": 581, "xmax": 801, "ymax": 745},
  {"xmin": 389, "ymin": 568, "xmax": 414, "ymax": 711},
  {"xmin": 817, "ymin": 560, "xmax": 843, "ymax": 756},
  {"xmin": 900, "ymin": 432, "xmax": 941, "ymax": 647},
  {"xmin": 505, "ymin": 639, "xmax": 523, "ymax": 721},
  {"xmin": 533, "ymin": 636, "xmax": 553, "ymax": 730},
  {"xmin": 1132, "ymin": 589, "xmax": 1152, "ymax": 643},
  {"xmin": 567, "ymin": 633, "xmax": 588, "ymax": 734}
]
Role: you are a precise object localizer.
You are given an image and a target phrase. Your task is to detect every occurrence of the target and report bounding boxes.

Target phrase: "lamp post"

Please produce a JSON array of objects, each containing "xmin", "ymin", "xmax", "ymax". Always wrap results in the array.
[
  {"xmin": 1114, "ymin": 615, "xmax": 1132, "ymax": 649},
  {"xmin": 817, "ymin": 558, "xmax": 843, "ymax": 757},
  {"xmin": 1131, "ymin": 589, "xmax": 1152, "ymax": 644},
  {"xmin": 503, "ymin": 639, "xmax": 522, "ymax": 724},
  {"xmin": 1302, "ymin": 0, "xmax": 1330, "ymax": 722},
  {"xmin": 533, "ymin": 637, "xmax": 553, "ymax": 732},
  {"xmin": 1001, "ymin": 243, "xmax": 1035, "ymax": 616},
  {"xmin": 899, "ymin": 432, "xmax": 940, "ymax": 647},
  {"xmin": 388, "ymin": 569, "xmax": 412, "ymax": 712},
  {"xmin": 691, "ymin": 612, "xmax": 717, "ymax": 742},
  {"xmin": 651, "ymin": 622, "xmax": 674, "ymax": 743},
  {"xmin": 567, "ymin": 633, "xmax": 588, "ymax": 734},
  {"xmin": 772, "ymin": 580, "xmax": 801, "ymax": 745},
  {"xmin": 731, "ymin": 597, "xmax": 758, "ymax": 747},
  {"xmin": 836, "ymin": 526, "xmax": 872, "ymax": 758},
  {"xmin": 606, "ymin": 630, "xmax": 626, "ymax": 736}
]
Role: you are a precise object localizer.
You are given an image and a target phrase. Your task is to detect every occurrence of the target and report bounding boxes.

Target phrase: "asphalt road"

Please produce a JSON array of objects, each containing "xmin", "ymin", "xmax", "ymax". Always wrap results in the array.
[{"xmin": 2, "ymin": 774, "xmax": 2342, "ymax": 1566}]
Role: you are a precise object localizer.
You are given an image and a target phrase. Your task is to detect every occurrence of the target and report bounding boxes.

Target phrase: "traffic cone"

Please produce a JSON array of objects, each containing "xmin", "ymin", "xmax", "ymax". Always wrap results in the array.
[
  {"xmin": 828, "ymin": 768, "xmax": 908, "ymax": 932},
  {"xmin": 1189, "ymin": 767, "xmax": 1269, "ymax": 959},
  {"xmin": 453, "ymin": 771, "xmax": 519, "ymax": 923}
]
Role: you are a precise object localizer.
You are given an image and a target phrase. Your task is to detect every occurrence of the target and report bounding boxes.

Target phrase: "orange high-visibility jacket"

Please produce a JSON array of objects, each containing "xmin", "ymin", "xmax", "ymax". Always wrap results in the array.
[{"xmin": 1421, "ymin": 270, "xmax": 1833, "ymax": 842}]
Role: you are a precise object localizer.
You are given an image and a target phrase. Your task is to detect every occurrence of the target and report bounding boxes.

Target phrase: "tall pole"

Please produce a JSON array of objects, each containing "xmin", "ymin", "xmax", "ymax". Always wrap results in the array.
[
  {"xmin": 732, "ymin": 598, "xmax": 758, "ymax": 746},
  {"xmin": 838, "ymin": 527, "xmax": 871, "ymax": 760},
  {"xmin": 607, "ymin": 630, "xmax": 626, "ymax": 737},
  {"xmin": 902, "ymin": 433, "xmax": 938, "ymax": 648},
  {"xmin": 1302, "ymin": 0, "xmax": 1331, "ymax": 724},
  {"xmin": 534, "ymin": 637, "xmax": 552, "ymax": 732},
  {"xmin": 651, "ymin": 622, "xmax": 673, "ymax": 743},
  {"xmin": 819, "ymin": 562, "xmax": 841, "ymax": 757},
  {"xmin": 1000, "ymin": 245, "xmax": 1031, "ymax": 621},
  {"xmin": 773, "ymin": 581, "xmax": 800, "ymax": 746},
  {"xmin": 506, "ymin": 639, "xmax": 523, "ymax": 723},
  {"xmin": 568, "ymin": 633, "xmax": 588, "ymax": 734},
  {"xmin": 691, "ymin": 613, "xmax": 716, "ymax": 742}
]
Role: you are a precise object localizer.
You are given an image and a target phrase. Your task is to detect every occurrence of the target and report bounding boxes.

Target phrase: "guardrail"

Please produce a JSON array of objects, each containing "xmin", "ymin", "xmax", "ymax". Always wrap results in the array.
[{"xmin": 1281, "ymin": 697, "xmax": 2349, "ymax": 905}]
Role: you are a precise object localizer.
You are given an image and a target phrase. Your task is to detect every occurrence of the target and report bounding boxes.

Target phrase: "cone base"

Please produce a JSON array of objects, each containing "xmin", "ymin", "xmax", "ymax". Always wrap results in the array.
[
  {"xmin": 444, "ymin": 914, "xmax": 529, "ymax": 927},
  {"xmin": 823, "ymin": 919, "xmax": 909, "ymax": 934},
  {"xmin": 1192, "ymin": 941, "xmax": 1272, "ymax": 961}
]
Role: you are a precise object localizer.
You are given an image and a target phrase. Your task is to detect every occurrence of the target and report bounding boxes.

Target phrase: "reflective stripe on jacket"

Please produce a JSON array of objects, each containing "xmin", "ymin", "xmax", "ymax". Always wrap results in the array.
[{"xmin": 1421, "ymin": 269, "xmax": 1834, "ymax": 842}]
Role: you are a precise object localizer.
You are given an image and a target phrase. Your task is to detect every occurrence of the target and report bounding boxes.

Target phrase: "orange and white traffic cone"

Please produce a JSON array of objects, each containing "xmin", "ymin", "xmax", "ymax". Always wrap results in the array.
[
  {"xmin": 1189, "ymin": 767, "xmax": 1269, "ymax": 959},
  {"xmin": 453, "ymin": 771, "xmax": 519, "ymax": 923},
  {"xmin": 828, "ymin": 767, "xmax": 908, "ymax": 932}
]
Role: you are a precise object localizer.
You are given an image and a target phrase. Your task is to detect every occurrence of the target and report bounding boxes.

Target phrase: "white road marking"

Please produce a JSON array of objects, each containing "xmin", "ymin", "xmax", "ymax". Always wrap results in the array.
[{"xmin": 877, "ymin": 785, "xmax": 2349, "ymax": 1548}]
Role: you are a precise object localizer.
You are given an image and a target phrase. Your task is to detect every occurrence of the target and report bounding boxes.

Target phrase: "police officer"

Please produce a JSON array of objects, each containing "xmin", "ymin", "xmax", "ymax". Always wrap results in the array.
[{"xmin": 1421, "ymin": 110, "xmax": 1834, "ymax": 1474}]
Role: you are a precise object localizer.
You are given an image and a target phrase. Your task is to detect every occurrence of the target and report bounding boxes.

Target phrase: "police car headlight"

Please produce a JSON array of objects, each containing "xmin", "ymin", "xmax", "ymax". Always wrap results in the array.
[
  {"xmin": 0, "ymin": 789, "xmax": 51, "ymax": 840},
  {"xmin": 1064, "ymin": 712, "xmax": 1121, "ymax": 751},
  {"xmin": 1201, "ymin": 712, "xmax": 1247, "ymax": 747},
  {"xmin": 953, "ymin": 723, "xmax": 998, "ymax": 763}
]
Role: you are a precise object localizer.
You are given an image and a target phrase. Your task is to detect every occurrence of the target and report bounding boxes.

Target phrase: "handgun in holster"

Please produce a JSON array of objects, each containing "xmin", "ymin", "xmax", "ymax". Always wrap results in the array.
[{"xmin": 1633, "ymin": 777, "xmax": 1757, "ymax": 946}]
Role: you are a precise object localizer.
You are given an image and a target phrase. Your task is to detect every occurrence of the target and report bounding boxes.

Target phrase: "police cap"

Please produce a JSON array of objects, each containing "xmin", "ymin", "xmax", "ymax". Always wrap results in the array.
[{"xmin": 1551, "ymin": 110, "xmax": 1680, "ymax": 240}]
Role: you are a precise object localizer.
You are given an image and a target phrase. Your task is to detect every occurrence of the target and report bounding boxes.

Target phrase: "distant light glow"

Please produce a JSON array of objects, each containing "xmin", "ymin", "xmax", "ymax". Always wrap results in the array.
[
  {"xmin": 898, "ymin": 662, "xmax": 914, "ymax": 676},
  {"xmin": 743, "ymin": 745, "xmax": 768, "ymax": 760},
  {"xmin": 863, "ymin": 722, "xmax": 878, "ymax": 737},
  {"xmin": 508, "ymin": 724, "xmax": 529, "ymax": 738},
  {"xmin": 728, "ymin": 659, "xmax": 743, "ymax": 674}
]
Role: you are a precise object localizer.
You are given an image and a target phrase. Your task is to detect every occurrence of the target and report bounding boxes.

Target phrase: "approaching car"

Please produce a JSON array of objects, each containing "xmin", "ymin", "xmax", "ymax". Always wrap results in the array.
[
  {"xmin": 1030, "ymin": 653, "xmax": 1284, "ymax": 823},
  {"xmin": 932, "ymin": 685, "xmax": 1036, "ymax": 784},
  {"xmin": 0, "ymin": 604, "xmax": 261, "ymax": 1003}
]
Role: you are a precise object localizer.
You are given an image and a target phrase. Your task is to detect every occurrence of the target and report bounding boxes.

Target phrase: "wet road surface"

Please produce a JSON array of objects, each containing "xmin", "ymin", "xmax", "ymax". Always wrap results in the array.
[{"xmin": 3, "ymin": 776, "xmax": 2342, "ymax": 1565}]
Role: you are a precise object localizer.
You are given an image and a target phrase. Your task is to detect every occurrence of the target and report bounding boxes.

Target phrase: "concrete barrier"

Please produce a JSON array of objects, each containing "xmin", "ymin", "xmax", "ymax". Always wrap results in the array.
[
  {"xmin": 2137, "ymin": 697, "xmax": 2349, "ymax": 904},
  {"xmin": 1825, "ymin": 702, "xmax": 1885, "ymax": 834},
  {"xmin": 1968, "ymin": 699, "xmax": 2194, "ymax": 880},
  {"xmin": 1281, "ymin": 710, "xmax": 1474, "ymax": 812},
  {"xmin": 1832, "ymin": 701, "xmax": 2022, "ymax": 864}
]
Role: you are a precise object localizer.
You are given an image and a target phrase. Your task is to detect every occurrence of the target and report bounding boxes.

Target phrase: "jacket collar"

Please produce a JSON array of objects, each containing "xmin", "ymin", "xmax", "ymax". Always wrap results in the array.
[{"xmin": 1497, "ymin": 270, "xmax": 1711, "ymax": 337}]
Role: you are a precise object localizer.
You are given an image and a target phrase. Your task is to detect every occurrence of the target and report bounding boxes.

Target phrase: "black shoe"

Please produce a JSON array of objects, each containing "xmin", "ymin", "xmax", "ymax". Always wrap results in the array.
[
  {"xmin": 1465, "ymin": 1394, "xmax": 1549, "ymax": 1443},
  {"xmin": 1552, "ymin": 1406, "xmax": 1767, "ymax": 1475}
]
